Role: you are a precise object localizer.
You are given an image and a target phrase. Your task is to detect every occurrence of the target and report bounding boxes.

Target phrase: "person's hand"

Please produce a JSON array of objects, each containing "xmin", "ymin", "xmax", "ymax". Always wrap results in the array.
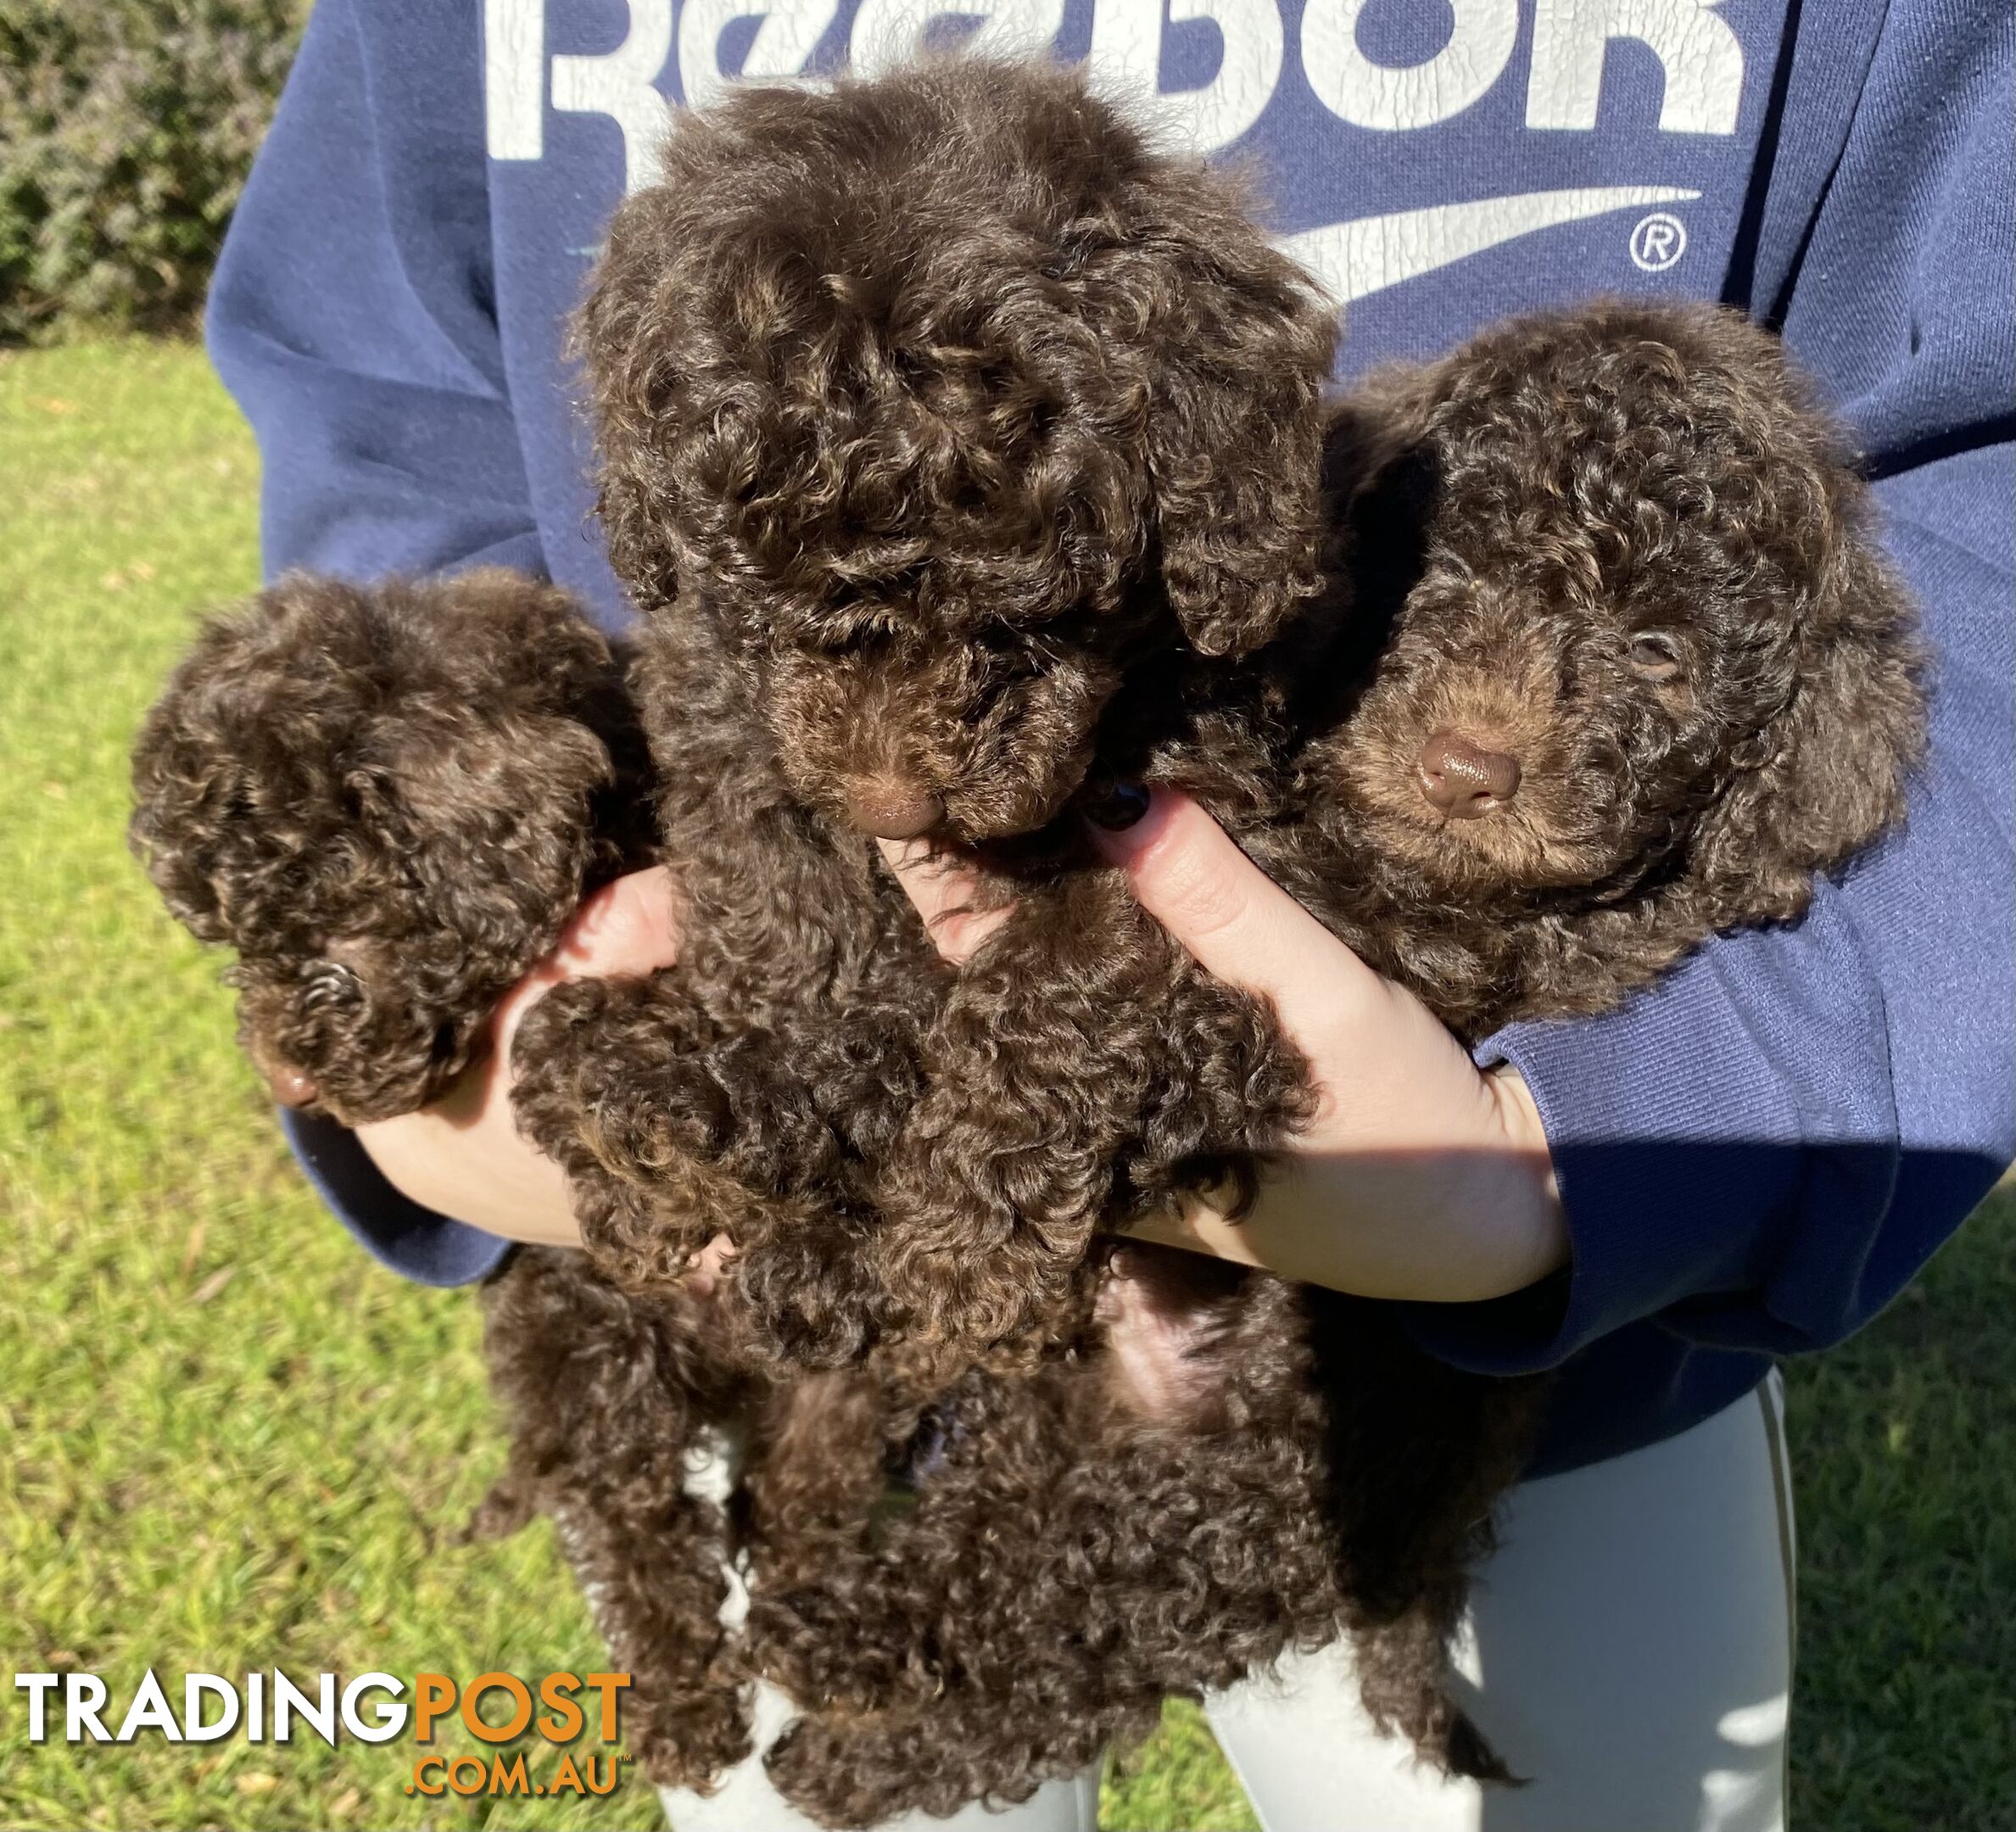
[
  {"xmin": 881, "ymin": 791, "xmax": 1566, "ymax": 1303},
  {"xmin": 876, "ymin": 839, "xmax": 1017, "ymax": 965},
  {"xmin": 356, "ymin": 869, "xmax": 706, "ymax": 1257}
]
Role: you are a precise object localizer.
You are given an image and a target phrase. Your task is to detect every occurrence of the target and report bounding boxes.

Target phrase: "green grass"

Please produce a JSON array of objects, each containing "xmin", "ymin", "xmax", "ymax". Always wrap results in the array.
[{"xmin": 0, "ymin": 339, "xmax": 2008, "ymax": 1830}]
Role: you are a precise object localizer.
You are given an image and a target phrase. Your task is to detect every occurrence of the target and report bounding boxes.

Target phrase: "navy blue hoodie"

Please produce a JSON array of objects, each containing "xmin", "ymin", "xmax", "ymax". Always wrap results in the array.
[{"xmin": 207, "ymin": 0, "xmax": 2014, "ymax": 1473}]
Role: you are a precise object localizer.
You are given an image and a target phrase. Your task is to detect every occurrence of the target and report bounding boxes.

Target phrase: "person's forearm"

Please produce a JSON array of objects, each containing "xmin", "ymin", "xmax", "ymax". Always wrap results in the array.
[
  {"xmin": 1124, "ymin": 1064, "xmax": 1565, "ymax": 1302},
  {"xmin": 357, "ymin": 1092, "xmax": 584, "ymax": 1248}
]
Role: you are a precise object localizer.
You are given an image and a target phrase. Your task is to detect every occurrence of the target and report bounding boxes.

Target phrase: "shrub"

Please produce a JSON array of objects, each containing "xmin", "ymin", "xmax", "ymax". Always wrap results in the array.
[{"xmin": 0, "ymin": 1, "xmax": 308, "ymax": 343}]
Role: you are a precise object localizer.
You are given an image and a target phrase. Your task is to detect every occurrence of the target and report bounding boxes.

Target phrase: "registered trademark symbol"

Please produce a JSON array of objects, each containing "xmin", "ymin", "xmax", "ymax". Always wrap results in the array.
[{"xmin": 1630, "ymin": 212, "xmax": 1688, "ymax": 271}]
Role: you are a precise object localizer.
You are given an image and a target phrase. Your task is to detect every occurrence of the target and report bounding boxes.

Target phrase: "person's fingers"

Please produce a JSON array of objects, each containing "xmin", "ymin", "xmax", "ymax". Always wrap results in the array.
[
  {"xmin": 356, "ymin": 871, "xmax": 688, "ymax": 1254},
  {"xmin": 493, "ymin": 866, "xmax": 686, "ymax": 1053},
  {"xmin": 1116, "ymin": 1204, "xmax": 1267, "ymax": 1271},
  {"xmin": 682, "ymin": 1232, "xmax": 739, "ymax": 1299},
  {"xmin": 552, "ymin": 865, "xmax": 684, "ymax": 975},
  {"xmin": 1086, "ymin": 788, "xmax": 1379, "ymax": 1038},
  {"xmin": 878, "ymin": 836, "xmax": 1012, "ymax": 964}
]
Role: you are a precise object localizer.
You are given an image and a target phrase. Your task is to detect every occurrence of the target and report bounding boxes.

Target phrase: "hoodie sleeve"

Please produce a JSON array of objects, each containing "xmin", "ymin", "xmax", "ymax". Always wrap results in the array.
[
  {"xmin": 1405, "ymin": 8, "xmax": 2014, "ymax": 1375},
  {"xmin": 204, "ymin": 0, "xmax": 526, "ymax": 1286}
]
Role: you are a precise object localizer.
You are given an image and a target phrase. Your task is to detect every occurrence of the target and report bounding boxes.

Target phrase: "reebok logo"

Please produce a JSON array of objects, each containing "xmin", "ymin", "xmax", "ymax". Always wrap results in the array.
[
  {"xmin": 1284, "ymin": 183, "xmax": 1703, "ymax": 303},
  {"xmin": 483, "ymin": 0, "xmax": 1746, "ymax": 302}
]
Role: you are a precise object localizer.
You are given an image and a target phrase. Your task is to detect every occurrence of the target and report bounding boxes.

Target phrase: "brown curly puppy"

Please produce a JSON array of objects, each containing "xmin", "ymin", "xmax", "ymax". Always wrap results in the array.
[
  {"xmin": 506, "ymin": 55, "xmax": 1337, "ymax": 1366},
  {"xmin": 130, "ymin": 567, "xmax": 653, "ymax": 1121}
]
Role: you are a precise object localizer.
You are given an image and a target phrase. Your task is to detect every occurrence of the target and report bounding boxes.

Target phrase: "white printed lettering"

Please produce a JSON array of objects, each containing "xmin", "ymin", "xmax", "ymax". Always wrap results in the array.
[
  {"xmin": 341, "ymin": 1673, "xmax": 409, "ymax": 1744},
  {"xmin": 484, "ymin": 0, "xmax": 547, "ymax": 159},
  {"xmin": 183, "ymin": 1675, "xmax": 240, "ymax": 1743},
  {"xmin": 14, "ymin": 1674, "xmax": 59, "ymax": 1743},
  {"xmin": 679, "ymin": 0, "xmax": 840, "ymax": 110},
  {"xmin": 1283, "ymin": 183, "xmax": 1700, "ymax": 300},
  {"xmin": 1527, "ymin": 0, "xmax": 1744, "ymax": 133},
  {"xmin": 271, "ymin": 1670, "xmax": 337, "ymax": 1746},
  {"xmin": 115, "ymin": 1670, "xmax": 181, "ymax": 1743},
  {"xmin": 852, "ymin": 0, "xmax": 1066, "ymax": 80},
  {"xmin": 65, "ymin": 1675, "xmax": 111, "ymax": 1745},
  {"xmin": 1089, "ymin": 0, "xmax": 1285, "ymax": 154},
  {"xmin": 552, "ymin": 0, "xmax": 675, "ymax": 193},
  {"xmin": 1302, "ymin": 0, "xmax": 1519, "ymax": 131}
]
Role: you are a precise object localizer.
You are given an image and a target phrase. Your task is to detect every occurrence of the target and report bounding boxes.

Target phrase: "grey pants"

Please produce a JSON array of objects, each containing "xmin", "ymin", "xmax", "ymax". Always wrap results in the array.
[{"xmin": 661, "ymin": 1376, "xmax": 1795, "ymax": 1832}]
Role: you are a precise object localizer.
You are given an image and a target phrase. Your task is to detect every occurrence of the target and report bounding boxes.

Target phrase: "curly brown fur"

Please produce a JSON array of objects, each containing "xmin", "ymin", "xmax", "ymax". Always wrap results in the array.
[
  {"xmin": 505, "ymin": 594, "xmax": 950, "ymax": 1365},
  {"xmin": 474, "ymin": 1247, "xmax": 761, "ymax": 1788},
  {"xmin": 750, "ymin": 1264, "xmax": 1329, "ymax": 1821},
  {"xmin": 1270, "ymin": 297, "xmax": 1927, "ymax": 1018},
  {"xmin": 475, "ymin": 1246, "xmax": 1119, "ymax": 1820},
  {"xmin": 582, "ymin": 56, "xmax": 1335, "ymax": 845},
  {"xmin": 129, "ymin": 568, "xmax": 653, "ymax": 1121},
  {"xmin": 489, "ymin": 288, "xmax": 1918, "ymax": 1823},
  {"xmin": 868, "ymin": 295, "xmax": 1925, "ymax": 1349},
  {"xmin": 125, "ymin": 67, "xmax": 1354, "ymax": 1806}
]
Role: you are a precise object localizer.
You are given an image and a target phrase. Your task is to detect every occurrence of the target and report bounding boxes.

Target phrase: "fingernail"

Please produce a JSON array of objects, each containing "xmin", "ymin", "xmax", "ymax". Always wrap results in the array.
[{"xmin": 1082, "ymin": 772, "xmax": 1151, "ymax": 831}]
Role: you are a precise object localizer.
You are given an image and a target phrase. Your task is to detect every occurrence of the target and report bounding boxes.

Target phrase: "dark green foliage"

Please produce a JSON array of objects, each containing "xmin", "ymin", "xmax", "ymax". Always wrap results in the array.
[{"xmin": 0, "ymin": 1, "xmax": 308, "ymax": 343}]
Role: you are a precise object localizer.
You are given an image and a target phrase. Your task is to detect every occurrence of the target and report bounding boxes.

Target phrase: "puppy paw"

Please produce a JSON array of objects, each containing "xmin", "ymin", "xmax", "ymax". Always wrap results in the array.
[{"xmin": 871, "ymin": 1091, "xmax": 1103, "ymax": 1349}]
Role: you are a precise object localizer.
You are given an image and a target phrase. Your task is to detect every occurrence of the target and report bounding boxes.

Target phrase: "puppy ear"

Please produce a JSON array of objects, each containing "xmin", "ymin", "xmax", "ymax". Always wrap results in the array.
[
  {"xmin": 349, "ymin": 712, "xmax": 617, "ymax": 950},
  {"xmin": 1143, "ymin": 244, "xmax": 1338, "ymax": 656},
  {"xmin": 1686, "ymin": 493, "xmax": 1924, "ymax": 925},
  {"xmin": 1084, "ymin": 181, "xmax": 1338, "ymax": 657},
  {"xmin": 572, "ymin": 183, "xmax": 692, "ymax": 616}
]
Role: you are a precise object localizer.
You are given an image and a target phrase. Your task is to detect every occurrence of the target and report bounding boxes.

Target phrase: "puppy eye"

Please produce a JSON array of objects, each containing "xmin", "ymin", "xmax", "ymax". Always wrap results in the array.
[{"xmin": 1628, "ymin": 634, "xmax": 1684, "ymax": 682}]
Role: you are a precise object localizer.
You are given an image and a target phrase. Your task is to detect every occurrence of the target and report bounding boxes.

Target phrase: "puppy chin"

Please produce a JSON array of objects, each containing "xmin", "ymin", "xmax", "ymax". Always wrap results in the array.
[
  {"xmin": 1095, "ymin": 1240, "xmax": 1245, "ymax": 1426},
  {"xmin": 1095, "ymin": 1265, "xmax": 1215, "ymax": 1424},
  {"xmin": 940, "ymin": 768, "xmax": 1089, "ymax": 844},
  {"xmin": 945, "ymin": 715, "xmax": 1109, "ymax": 842},
  {"xmin": 1349, "ymin": 796, "xmax": 1604, "ymax": 899}
]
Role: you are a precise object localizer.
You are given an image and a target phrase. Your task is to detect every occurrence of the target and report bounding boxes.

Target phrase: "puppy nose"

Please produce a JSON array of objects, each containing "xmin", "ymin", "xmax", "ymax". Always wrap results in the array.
[
  {"xmin": 843, "ymin": 776, "xmax": 945, "ymax": 841},
  {"xmin": 266, "ymin": 1063, "xmax": 320, "ymax": 1109},
  {"xmin": 1416, "ymin": 729, "xmax": 1522, "ymax": 818}
]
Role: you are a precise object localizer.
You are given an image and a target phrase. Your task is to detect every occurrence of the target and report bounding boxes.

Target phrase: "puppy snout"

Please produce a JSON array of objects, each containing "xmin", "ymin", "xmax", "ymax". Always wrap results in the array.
[
  {"xmin": 1417, "ymin": 729, "xmax": 1522, "ymax": 818},
  {"xmin": 239, "ymin": 998, "xmax": 323, "ymax": 1109},
  {"xmin": 247, "ymin": 1033, "xmax": 319, "ymax": 1108},
  {"xmin": 266, "ymin": 1063, "xmax": 321, "ymax": 1109},
  {"xmin": 843, "ymin": 774, "xmax": 945, "ymax": 841}
]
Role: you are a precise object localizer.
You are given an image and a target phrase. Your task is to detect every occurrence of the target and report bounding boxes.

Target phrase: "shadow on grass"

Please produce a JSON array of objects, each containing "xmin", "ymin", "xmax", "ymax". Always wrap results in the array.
[{"xmin": 1787, "ymin": 1182, "xmax": 2014, "ymax": 1832}]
